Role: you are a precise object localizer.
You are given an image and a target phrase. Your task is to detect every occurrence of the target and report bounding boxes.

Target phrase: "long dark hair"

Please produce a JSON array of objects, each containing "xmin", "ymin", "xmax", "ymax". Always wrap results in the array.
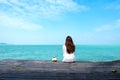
[{"xmin": 65, "ymin": 36, "xmax": 75, "ymax": 54}]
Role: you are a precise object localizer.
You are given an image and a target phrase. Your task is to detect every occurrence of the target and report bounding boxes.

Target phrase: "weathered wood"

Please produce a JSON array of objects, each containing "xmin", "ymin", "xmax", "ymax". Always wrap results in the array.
[{"xmin": 0, "ymin": 60, "xmax": 120, "ymax": 80}]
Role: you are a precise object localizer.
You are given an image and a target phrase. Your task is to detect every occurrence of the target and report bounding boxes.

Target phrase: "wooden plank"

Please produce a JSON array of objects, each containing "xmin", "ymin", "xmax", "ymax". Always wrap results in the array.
[{"xmin": 0, "ymin": 60, "xmax": 120, "ymax": 80}]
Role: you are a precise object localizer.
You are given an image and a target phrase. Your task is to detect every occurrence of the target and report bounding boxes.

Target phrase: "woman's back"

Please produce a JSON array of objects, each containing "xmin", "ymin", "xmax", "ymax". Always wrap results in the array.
[{"xmin": 62, "ymin": 36, "xmax": 75, "ymax": 62}]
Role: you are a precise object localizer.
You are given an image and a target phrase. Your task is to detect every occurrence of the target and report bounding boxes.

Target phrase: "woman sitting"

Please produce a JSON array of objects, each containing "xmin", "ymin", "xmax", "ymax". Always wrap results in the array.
[{"xmin": 62, "ymin": 36, "xmax": 76, "ymax": 62}]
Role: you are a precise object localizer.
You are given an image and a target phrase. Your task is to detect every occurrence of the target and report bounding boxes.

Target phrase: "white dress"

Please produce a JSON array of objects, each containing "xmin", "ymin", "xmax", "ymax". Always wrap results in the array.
[{"xmin": 62, "ymin": 45, "xmax": 75, "ymax": 62}]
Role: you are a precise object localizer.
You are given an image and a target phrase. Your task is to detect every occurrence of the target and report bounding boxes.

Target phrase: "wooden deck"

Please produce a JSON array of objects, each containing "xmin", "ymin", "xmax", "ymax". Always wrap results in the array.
[{"xmin": 0, "ymin": 60, "xmax": 120, "ymax": 80}]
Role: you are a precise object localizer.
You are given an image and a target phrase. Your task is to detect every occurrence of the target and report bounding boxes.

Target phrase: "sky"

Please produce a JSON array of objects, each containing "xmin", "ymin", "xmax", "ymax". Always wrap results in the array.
[{"xmin": 0, "ymin": 0, "xmax": 120, "ymax": 45}]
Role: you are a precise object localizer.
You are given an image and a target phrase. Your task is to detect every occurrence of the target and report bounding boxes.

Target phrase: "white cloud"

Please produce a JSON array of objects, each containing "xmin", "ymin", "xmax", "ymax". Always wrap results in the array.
[
  {"xmin": 0, "ymin": 0, "xmax": 9, "ymax": 4},
  {"xmin": 46, "ymin": 0, "xmax": 87, "ymax": 11},
  {"xmin": 95, "ymin": 19, "xmax": 120, "ymax": 32},
  {"xmin": 0, "ymin": 0, "xmax": 87, "ymax": 30},
  {"xmin": 0, "ymin": 0, "xmax": 88, "ymax": 17},
  {"xmin": 0, "ymin": 13, "xmax": 42, "ymax": 30}
]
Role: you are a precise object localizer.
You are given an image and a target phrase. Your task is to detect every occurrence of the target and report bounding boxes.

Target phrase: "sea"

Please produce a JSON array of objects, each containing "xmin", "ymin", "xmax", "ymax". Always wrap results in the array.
[{"xmin": 0, "ymin": 45, "xmax": 120, "ymax": 62}]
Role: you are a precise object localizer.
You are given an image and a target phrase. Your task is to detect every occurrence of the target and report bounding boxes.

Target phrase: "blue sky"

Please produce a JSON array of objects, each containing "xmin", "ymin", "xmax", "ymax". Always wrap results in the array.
[{"xmin": 0, "ymin": 0, "xmax": 120, "ymax": 45}]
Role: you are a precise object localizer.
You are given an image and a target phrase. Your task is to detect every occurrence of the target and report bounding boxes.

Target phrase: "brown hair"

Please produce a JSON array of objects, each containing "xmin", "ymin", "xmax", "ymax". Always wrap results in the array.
[{"xmin": 65, "ymin": 36, "xmax": 75, "ymax": 54}]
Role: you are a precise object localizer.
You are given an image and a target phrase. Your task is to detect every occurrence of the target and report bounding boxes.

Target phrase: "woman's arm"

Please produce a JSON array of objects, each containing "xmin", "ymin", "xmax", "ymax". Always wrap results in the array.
[{"xmin": 62, "ymin": 45, "xmax": 66, "ymax": 56}]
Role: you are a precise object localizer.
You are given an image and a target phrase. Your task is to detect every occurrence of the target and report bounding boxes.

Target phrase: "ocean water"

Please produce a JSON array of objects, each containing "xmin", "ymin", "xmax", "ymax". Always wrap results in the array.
[{"xmin": 0, "ymin": 45, "xmax": 120, "ymax": 62}]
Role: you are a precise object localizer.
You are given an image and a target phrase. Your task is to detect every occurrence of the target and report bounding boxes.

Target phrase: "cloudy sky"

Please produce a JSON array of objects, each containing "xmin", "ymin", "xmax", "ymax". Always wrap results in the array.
[{"xmin": 0, "ymin": 0, "xmax": 120, "ymax": 45}]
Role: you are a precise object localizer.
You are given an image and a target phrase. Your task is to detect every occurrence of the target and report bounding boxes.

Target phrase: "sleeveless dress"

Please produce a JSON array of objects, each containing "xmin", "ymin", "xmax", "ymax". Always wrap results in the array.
[{"xmin": 62, "ymin": 45, "xmax": 75, "ymax": 62}]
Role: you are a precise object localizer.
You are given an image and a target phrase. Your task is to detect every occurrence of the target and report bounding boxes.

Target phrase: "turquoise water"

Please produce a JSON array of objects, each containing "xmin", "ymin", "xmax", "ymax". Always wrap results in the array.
[{"xmin": 0, "ymin": 45, "xmax": 120, "ymax": 62}]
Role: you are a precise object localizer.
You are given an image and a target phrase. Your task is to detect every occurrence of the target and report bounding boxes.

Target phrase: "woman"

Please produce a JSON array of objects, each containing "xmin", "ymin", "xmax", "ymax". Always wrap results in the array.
[{"xmin": 62, "ymin": 36, "xmax": 75, "ymax": 62}]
